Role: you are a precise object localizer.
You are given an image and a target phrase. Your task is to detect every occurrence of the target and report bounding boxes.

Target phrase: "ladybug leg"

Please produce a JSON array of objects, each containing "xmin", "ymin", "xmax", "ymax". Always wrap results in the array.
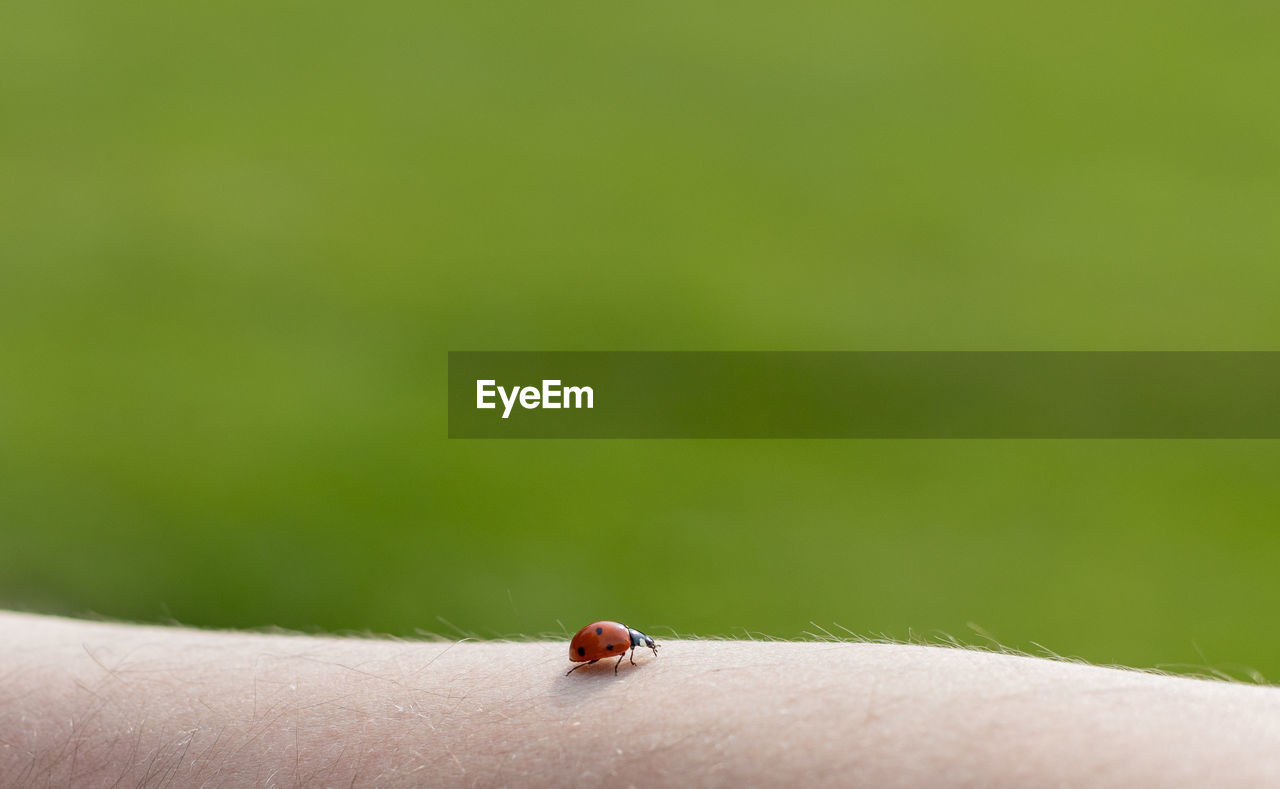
[
  {"xmin": 613, "ymin": 653, "xmax": 625, "ymax": 674},
  {"xmin": 565, "ymin": 659, "xmax": 598, "ymax": 676},
  {"xmin": 629, "ymin": 646, "xmax": 637, "ymax": 666}
]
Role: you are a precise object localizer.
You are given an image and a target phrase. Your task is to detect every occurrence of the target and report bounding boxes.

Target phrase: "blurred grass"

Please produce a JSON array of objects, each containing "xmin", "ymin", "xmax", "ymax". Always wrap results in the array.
[{"xmin": 3, "ymin": 1, "xmax": 1280, "ymax": 678}]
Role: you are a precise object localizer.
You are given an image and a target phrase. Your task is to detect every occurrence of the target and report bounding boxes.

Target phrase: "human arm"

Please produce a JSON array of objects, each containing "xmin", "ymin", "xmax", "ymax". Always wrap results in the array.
[{"xmin": 2, "ymin": 611, "xmax": 1278, "ymax": 787}]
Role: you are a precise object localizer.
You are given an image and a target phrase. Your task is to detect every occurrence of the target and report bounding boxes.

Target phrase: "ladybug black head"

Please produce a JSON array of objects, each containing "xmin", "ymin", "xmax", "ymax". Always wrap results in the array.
[{"xmin": 627, "ymin": 627, "xmax": 658, "ymax": 655}]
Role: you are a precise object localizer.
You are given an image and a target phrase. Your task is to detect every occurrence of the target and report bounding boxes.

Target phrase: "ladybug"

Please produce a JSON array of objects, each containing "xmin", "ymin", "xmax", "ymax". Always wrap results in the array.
[{"xmin": 566, "ymin": 621, "xmax": 659, "ymax": 675}]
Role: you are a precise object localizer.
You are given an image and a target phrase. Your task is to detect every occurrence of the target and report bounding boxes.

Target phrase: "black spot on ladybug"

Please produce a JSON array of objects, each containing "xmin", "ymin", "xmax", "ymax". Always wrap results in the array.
[
  {"xmin": 596, "ymin": 627, "xmax": 603, "ymax": 635},
  {"xmin": 577, "ymin": 646, "xmax": 586, "ymax": 657},
  {"xmin": 606, "ymin": 644, "xmax": 614, "ymax": 651}
]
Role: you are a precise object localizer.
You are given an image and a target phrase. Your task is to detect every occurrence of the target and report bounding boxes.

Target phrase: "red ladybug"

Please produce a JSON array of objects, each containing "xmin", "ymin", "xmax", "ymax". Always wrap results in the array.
[{"xmin": 566, "ymin": 621, "xmax": 659, "ymax": 675}]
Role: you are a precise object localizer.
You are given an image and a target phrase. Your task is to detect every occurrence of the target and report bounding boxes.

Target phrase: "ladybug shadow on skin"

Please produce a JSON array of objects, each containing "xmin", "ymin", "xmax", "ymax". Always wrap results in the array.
[{"xmin": 562, "ymin": 621, "xmax": 659, "ymax": 682}]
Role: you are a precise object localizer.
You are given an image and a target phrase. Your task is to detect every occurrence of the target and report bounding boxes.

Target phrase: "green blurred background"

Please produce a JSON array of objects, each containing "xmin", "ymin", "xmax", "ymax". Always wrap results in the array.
[{"xmin": 3, "ymin": 2, "xmax": 1279, "ymax": 678}]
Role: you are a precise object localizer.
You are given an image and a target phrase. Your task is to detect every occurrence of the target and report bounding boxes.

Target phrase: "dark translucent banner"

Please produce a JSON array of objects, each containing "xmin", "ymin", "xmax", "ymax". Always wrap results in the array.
[{"xmin": 447, "ymin": 352, "xmax": 1280, "ymax": 438}]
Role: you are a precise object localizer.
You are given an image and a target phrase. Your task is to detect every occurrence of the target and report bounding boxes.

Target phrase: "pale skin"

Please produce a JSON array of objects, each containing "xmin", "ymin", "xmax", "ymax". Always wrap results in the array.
[{"xmin": 3, "ymin": 612, "xmax": 1280, "ymax": 787}]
